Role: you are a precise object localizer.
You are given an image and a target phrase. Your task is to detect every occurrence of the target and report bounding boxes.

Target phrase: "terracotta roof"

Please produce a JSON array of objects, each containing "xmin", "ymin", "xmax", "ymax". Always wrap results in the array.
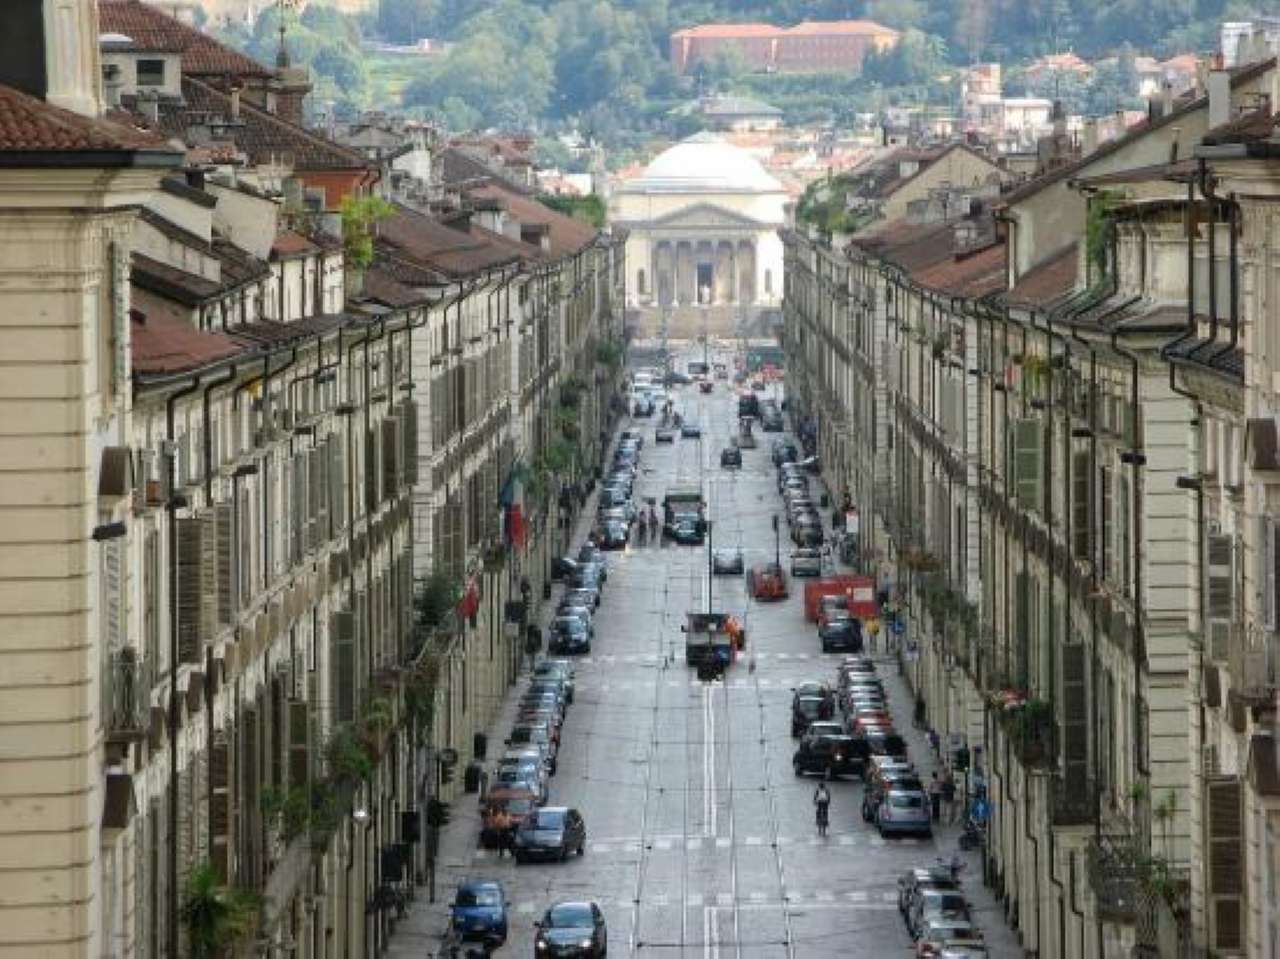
[
  {"xmin": 912, "ymin": 242, "xmax": 1007, "ymax": 298},
  {"xmin": 271, "ymin": 231, "xmax": 319, "ymax": 259},
  {"xmin": 227, "ymin": 315, "xmax": 353, "ymax": 348},
  {"xmin": 0, "ymin": 84, "xmax": 174, "ymax": 160},
  {"xmin": 1202, "ymin": 107, "xmax": 1278, "ymax": 145},
  {"xmin": 1001, "ymin": 58, "xmax": 1277, "ymax": 207},
  {"xmin": 438, "ymin": 146, "xmax": 532, "ymax": 195},
  {"xmin": 465, "ymin": 184, "xmax": 598, "ymax": 258},
  {"xmin": 376, "ymin": 203, "xmax": 521, "ymax": 279},
  {"xmin": 131, "ymin": 310, "xmax": 242, "ymax": 375},
  {"xmin": 1006, "ymin": 243, "xmax": 1078, "ymax": 308},
  {"xmin": 171, "ymin": 78, "xmax": 369, "ymax": 171},
  {"xmin": 672, "ymin": 23, "xmax": 780, "ymax": 39},
  {"xmin": 131, "ymin": 252, "xmax": 223, "ymax": 307},
  {"xmin": 787, "ymin": 20, "xmax": 899, "ymax": 36},
  {"xmin": 851, "ymin": 218, "xmax": 958, "ymax": 273},
  {"xmin": 98, "ymin": 0, "xmax": 272, "ymax": 79},
  {"xmin": 359, "ymin": 268, "xmax": 431, "ymax": 309}
]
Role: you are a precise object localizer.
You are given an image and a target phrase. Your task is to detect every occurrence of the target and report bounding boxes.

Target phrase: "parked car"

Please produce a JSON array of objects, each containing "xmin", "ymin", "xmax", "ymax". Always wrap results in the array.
[
  {"xmin": 712, "ymin": 548, "xmax": 745, "ymax": 575},
  {"xmin": 747, "ymin": 563, "xmax": 788, "ymax": 600},
  {"xmin": 720, "ymin": 445, "xmax": 742, "ymax": 468},
  {"xmin": 534, "ymin": 901, "xmax": 608, "ymax": 957},
  {"xmin": 532, "ymin": 660, "xmax": 575, "ymax": 701},
  {"xmin": 791, "ymin": 694, "xmax": 831, "ymax": 737},
  {"xmin": 514, "ymin": 806, "xmax": 587, "ymax": 863},
  {"xmin": 771, "ymin": 440, "xmax": 799, "ymax": 465},
  {"xmin": 599, "ymin": 520, "xmax": 629, "ymax": 550},
  {"xmin": 916, "ymin": 918, "xmax": 983, "ymax": 957},
  {"xmin": 792, "ymin": 518, "xmax": 824, "ymax": 547},
  {"xmin": 561, "ymin": 587, "xmax": 600, "ymax": 612},
  {"xmin": 791, "ymin": 548, "xmax": 823, "ymax": 577},
  {"xmin": 864, "ymin": 729, "xmax": 910, "ymax": 758},
  {"xmin": 449, "ymin": 879, "xmax": 509, "ymax": 948},
  {"xmin": 898, "ymin": 866, "xmax": 961, "ymax": 916},
  {"xmin": 791, "ymin": 681, "xmax": 836, "ymax": 712},
  {"xmin": 655, "ymin": 427, "xmax": 675, "ymax": 443},
  {"xmin": 877, "ymin": 788, "xmax": 933, "ymax": 838},
  {"xmin": 507, "ymin": 723, "xmax": 559, "ymax": 772},
  {"xmin": 668, "ymin": 515, "xmax": 705, "ymax": 544},
  {"xmin": 908, "ymin": 889, "xmax": 971, "ymax": 939},
  {"xmin": 620, "ymin": 428, "xmax": 644, "ymax": 449},
  {"xmin": 550, "ymin": 616, "xmax": 591, "ymax": 655},
  {"xmin": 680, "ymin": 420, "xmax": 702, "ymax": 438}
]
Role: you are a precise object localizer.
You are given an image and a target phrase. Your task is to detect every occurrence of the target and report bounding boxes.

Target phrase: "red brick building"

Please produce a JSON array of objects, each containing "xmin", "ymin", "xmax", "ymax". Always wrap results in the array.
[{"xmin": 669, "ymin": 20, "xmax": 899, "ymax": 75}]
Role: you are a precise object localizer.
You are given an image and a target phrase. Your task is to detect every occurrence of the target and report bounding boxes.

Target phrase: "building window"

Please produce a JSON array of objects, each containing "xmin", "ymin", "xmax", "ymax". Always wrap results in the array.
[
  {"xmin": 764, "ymin": 269, "xmax": 773, "ymax": 294},
  {"xmin": 136, "ymin": 59, "xmax": 165, "ymax": 87},
  {"xmin": 637, "ymin": 268, "xmax": 647, "ymax": 295}
]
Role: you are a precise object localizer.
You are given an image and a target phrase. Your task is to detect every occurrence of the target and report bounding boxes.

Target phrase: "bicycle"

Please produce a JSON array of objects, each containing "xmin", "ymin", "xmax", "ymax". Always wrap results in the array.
[{"xmin": 815, "ymin": 801, "xmax": 830, "ymax": 837}]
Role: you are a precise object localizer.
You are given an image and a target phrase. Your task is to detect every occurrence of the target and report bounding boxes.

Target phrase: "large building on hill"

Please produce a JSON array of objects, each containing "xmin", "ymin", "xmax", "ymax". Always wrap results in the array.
[{"xmin": 669, "ymin": 20, "xmax": 899, "ymax": 75}]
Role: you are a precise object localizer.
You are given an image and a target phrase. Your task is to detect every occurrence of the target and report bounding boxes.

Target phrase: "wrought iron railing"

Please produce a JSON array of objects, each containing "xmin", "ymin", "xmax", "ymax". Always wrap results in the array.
[
  {"xmin": 1228, "ymin": 635, "xmax": 1279, "ymax": 704},
  {"xmin": 106, "ymin": 648, "xmax": 152, "ymax": 738},
  {"xmin": 1050, "ymin": 776, "xmax": 1096, "ymax": 827}
]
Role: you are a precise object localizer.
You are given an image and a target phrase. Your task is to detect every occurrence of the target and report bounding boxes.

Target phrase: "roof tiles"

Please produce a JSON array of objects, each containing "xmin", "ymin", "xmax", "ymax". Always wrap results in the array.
[
  {"xmin": 131, "ymin": 310, "xmax": 242, "ymax": 375},
  {"xmin": 98, "ymin": 0, "xmax": 272, "ymax": 79},
  {"xmin": 0, "ymin": 84, "xmax": 170, "ymax": 155},
  {"xmin": 1006, "ymin": 243, "xmax": 1078, "ymax": 308}
]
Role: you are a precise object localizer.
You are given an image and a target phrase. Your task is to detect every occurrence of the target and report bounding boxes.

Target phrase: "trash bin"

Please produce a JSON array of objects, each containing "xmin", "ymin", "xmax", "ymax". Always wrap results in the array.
[
  {"xmin": 473, "ymin": 732, "xmax": 488, "ymax": 762},
  {"xmin": 464, "ymin": 762, "xmax": 483, "ymax": 794}
]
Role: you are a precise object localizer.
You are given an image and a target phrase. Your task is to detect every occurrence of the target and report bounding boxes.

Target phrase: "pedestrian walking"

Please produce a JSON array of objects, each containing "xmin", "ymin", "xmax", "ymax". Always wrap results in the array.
[
  {"xmin": 941, "ymin": 770, "xmax": 958, "ymax": 824},
  {"xmin": 928, "ymin": 772, "xmax": 943, "ymax": 823},
  {"xmin": 928, "ymin": 726, "xmax": 941, "ymax": 760}
]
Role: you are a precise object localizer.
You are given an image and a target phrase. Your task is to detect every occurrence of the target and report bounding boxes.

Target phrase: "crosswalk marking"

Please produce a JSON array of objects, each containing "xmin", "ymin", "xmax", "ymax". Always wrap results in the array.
[
  {"xmin": 686, "ymin": 893, "xmax": 703, "ymax": 907},
  {"xmin": 468, "ymin": 832, "xmax": 923, "ymax": 862},
  {"xmin": 654, "ymin": 839, "xmax": 672, "ymax": 851},
  {"xmin": 744, "ymin": 836, "xmax": 763, "ymax": 846},
  {"xmin": 716, "ymin": 892, "xmax": 734, "ymax": 906},
  {"xmin": 686, "ymin": 838, "xmax": 702, "ymax": 850}
]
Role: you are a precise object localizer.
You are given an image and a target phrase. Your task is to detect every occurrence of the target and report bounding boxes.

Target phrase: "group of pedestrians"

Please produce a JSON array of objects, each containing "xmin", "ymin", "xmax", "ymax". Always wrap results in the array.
[{"xmin": 924, "ymin": 727, "xmax": 961, "ymax": 825}]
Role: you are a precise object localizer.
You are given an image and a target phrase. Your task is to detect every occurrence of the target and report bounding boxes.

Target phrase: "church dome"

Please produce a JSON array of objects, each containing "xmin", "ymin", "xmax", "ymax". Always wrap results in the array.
[{"xmin": 627, "ymin": 133, "xmax": 783, "ymax": 194}]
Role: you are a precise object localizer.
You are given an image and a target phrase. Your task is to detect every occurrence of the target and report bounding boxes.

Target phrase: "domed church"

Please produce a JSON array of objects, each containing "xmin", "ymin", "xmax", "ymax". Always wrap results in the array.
[{"xmin": 612, "ymin": 133, "xmax": 787, "ymax": 310}]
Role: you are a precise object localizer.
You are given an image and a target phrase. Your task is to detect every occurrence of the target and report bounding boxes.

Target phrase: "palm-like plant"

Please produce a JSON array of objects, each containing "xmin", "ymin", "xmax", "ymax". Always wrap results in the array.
[{"xmin": 180, "ymin": 863, "xmax": 261, "ymax": 959}]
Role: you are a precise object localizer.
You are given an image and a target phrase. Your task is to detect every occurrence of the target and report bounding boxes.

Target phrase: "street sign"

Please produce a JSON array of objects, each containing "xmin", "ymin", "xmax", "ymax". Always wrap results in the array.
[{"xmin": 890, "ymin": 618, "xmax": 906, "ymax": 637}]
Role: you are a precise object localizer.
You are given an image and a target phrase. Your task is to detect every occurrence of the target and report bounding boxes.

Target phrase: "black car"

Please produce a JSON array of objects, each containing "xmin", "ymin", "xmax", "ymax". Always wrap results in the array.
[
  {"xmin": 668, "ymin": 516, "xmax": 705, "ymax": 544},
  {"xmin": 819, "ymin": 618, "xmax": 863, "ymax": 654},
  {"xmin": 738, "ymin": 393, "xmax": 760, "ymax": 417},
  {"xmin": 791, "ymin": 695, "xmax": 833, "ymax": 737},
  {"xmin": 720, "ymin": 446, "xmax": 742, "ymax": 468},
  {"xmin": 792, "ymin": 521, "xmax": 824, "ymax": 547},
  {"xmin": 761, "ymin": 411, "xmax": 785, "ymax": 432},
  {"xmin": 534, "ymin": 901, "xmax": 608, "ymax": 957},
  {"xmin": 655, "ymin": 427, "xmax": 675, "ymax": 444},
  {"xmin": 772, "ymin": 440, "xmax": 799, "ymax": 466},
  {"xmin": 712, "ymin": 548, "xmax": 745, "ymax": 575},
  {"xmin": 680, "ymin": 421, "xmax": 702, "ymax": 438},
  {"xmin": 568, "ymin": 564, "xmax": 604, "ymax": 596},
  {"xmin": 514, "ymin": 806, "xmax": 587, "ymax": 863},
  {"xmin": 793, "ymin": 728, "xmax": 869, "ymax": 779},
  {"xmin": 599, "ymin": 520, "xmax": 628, "ymax": 550},
  {"xmin": 550, "ymin": 617, "xmax": 591, "ymax": 654},
  {"xmin": 664, "ymin": 371, "xmax": 692, "ymax": 385}
]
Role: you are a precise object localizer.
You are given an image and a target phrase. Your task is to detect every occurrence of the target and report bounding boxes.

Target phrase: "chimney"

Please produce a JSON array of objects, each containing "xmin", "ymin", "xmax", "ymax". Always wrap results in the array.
[
  {"xmin": 229, "ymin": 83, "xmax": 242, "ymax": 120},
  {"xmin": 1082, "ymin": 117, "xmax": 1098, "ymax": 154},
  {"xmin": 1208, "ymin": 68, "xmax": 1232, "ymax": 129},
  {"xmin": 1052, "ymin": 99, "xmax": 1067, "ymax": 137},
  {"xmin": 1114, "ymin": 109, "xmax": 1127, "ymax": 139},
  {"xmin": 1161, "ymin": 81, "xmax": 1174, "ymax": 117},
  {"xmin": 138, "ymin": 90, "xmax": 159, "ymax": 126},
  {"xmin": 1271, "ymin": 68, "xmax": 1280, "ymax": 116},
  {"xmin": 102, "ymin": 63, "xmax": 123, "ymax": 109},
  {"xmin": 185, "ymin": 168, "xmax": 206, "ymax": 191}
]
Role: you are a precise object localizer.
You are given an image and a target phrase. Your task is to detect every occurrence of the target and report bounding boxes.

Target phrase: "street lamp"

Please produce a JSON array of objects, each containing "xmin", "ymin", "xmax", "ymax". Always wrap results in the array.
[{"xmin": 772, "ymin": 514, "xmax": 781, "ymax": 568}]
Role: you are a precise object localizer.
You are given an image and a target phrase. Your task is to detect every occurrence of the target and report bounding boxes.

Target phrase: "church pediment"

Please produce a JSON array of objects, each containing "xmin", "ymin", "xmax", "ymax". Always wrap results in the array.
[{"xmin": 645, "ymin": 203, "xmax": 769, "ymax": 230}]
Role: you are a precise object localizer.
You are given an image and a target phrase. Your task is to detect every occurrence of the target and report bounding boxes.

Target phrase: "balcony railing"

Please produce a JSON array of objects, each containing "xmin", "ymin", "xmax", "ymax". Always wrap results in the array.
[
  {"xmin": 106, "ymin": 648, "xmax": 152, "ymax": 741},
  {"xmin": 1086, "ymin": 831, "xmax": 1141, "ymax": 921},
  {"xmin": 1050, "ymin": 776, "xmax": 1097, "ymax": 827}
]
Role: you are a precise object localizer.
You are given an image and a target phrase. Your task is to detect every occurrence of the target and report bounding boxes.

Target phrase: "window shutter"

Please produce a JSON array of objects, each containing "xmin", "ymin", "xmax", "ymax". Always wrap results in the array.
[
  {"xmin": 1013, "ymin": 419, "xmax": 1043, "ymax": 511},
  {"xmin": 215, "ymin": 504, "xmax": 235, "ymax": 626},
  {"xmin": 1207, "ymin": 777, "xmax": 1244, "ymax": 952},
  {"xmin": 288, "ymin": 700, "xmax": 310, "ymax": 787},
  {"xmin": 102, "ymin": 537, "xmax": 125, "ymax": 652},
  {"xmin": 269, "ymin": 674, "xmax": 285, "ymax": 791},
  {"xmin": 1060, "ymin": 642, "xmax": 1089, "ymax": 798},
  {"xmin": 307, "ymin": 446, "xmax": 322, "ymax": 553},
  {"xmin": 176, "ymin": 516, "xmax": 215, "ymax": 663},
  {"xmin": 365, "ymin": 427, "xmax": 379, "ymax": 514},
  {"xmin": 382, "ymin": 415, "xmax": 401, "ymax": 501},
  {"xmin": 1071, "ymin": 450, "xmax": 1090, "ymax": 560},
  {"xmin": 328, "ymin": 434, "xmax": 345, "ymax": 532},
  {"xmin": 402, "ymin": 400, "xmax": 419, "ymax": 486},
  {"xmin": 144, "ymin": 529, "xmax": 161, "ymax": 667},
  {"xmin": 332, "ymin": 611, "xmax": 356, "ymax": 723},
  {"xmin": 1207, "ymin": 533, "xmax": 1235, "ymax": 661},
  {"xmin": 1263, "ymin": 517, "xmax": 1278, "ymax": 634},
  {"xmin": 1117, "ymin": 472, "xmax": 1131, "ymax": 594},
  {"xmin": 290, "ymin": 454, "xmax": 305, "ymax": 566},
  {"xmin": 1014, "ymin": 570, "xmax": 1030, "ymax": 682},
  {"xmin": 1098, "ymin": 465, "xmax": 1112, "ymax": 579},
  {"xmin": 209, "ymin": 734, "xmax": 232, "ymax": 882},
  {"xmin": 237, "ymin": 487, "xmax": 252, "ymax": 610}
]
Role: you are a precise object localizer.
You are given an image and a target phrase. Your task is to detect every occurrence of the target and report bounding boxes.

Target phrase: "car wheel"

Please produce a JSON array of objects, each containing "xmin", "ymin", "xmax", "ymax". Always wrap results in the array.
[
  {"xmin": 561, "ymin": 845, "xmax": 570, "ymax": 862},
  {"xmin": 793, "ymin": 761, "xmax": 802, "ymax": 777},
  {"xmin": 577, "ymin": 842, "xmax": 585, "ymax": 856}
]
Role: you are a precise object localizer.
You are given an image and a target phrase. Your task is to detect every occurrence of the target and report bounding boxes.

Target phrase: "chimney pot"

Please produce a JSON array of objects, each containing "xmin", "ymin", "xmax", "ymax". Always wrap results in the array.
[{"xmin": 1208, "ymin": 69, "xmax": 1232, "ymax": 129}]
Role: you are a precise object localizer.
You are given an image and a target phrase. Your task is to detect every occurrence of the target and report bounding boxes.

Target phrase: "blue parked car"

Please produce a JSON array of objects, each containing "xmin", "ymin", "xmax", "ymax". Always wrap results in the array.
[{"xmin": 450, "ymin": 879, "xmax": 508, "ymax": 948}]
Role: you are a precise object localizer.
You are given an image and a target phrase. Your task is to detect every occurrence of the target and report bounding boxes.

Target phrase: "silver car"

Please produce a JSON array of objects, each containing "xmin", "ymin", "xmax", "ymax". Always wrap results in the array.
[
  {"xmin": 877, "ymin": 788, "xmax": 932, "ymax": 838},
  {"xmin": 790, "ymin": 548, "xmax": 823, "ymax": 577},
  {"xmin": 909, "ymin": 889, "xmax": 971, "ymax": 939}
]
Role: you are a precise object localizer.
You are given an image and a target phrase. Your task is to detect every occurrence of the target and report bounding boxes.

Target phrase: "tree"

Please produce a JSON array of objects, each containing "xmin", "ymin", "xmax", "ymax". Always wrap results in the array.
[
  {"xmin": 376, "ymin": 0, "xmax": 440, "ymax": 42},
  {"xmin": 180, "ymin": 863, "xmax": 261, "ymax": 959}
]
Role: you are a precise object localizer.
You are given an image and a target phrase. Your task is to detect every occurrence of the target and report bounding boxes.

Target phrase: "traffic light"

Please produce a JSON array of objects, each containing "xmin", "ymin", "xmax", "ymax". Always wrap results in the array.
[
  {"xmin": 440, "ymin": 762, "xmax": 455, "ymax": 786},
  {"xmin": 426, "ymin": 799, "xmax": 450, "ymax": 828}
]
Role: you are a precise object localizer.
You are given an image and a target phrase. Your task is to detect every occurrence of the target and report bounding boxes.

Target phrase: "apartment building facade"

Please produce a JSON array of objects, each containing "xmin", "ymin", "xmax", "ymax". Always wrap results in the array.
[
  {"xmin": 0, "ymin": 2, "xmax": 625, "ymax": 957},
  {"xmin": 783, "ymin": 56, "xmax": 1280, "ymax": 958}
]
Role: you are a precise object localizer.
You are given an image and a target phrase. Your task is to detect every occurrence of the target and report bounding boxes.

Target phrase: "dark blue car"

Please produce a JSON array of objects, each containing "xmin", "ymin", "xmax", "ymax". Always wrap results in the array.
[{"xmin": 450, "ymin": 879, "xmax": 508, "ymax": 947}]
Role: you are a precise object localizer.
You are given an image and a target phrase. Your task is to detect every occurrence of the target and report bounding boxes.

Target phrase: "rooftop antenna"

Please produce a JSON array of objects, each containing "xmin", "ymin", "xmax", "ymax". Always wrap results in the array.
[{"xmin": 275, "ymin": 0, "xmax": 299, "ymax": 68}]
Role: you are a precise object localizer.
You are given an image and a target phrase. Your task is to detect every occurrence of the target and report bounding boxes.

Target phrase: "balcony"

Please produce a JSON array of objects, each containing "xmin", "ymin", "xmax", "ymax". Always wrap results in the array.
[
  {"xmin": 1086, "ymin": 831, "xmax": 1142, "ymax": 921},
  {"xmin": 1050, "ymin": 776, "xmax": 1097, "ymax": 827},
  {"xmin": 1228, "ymin": 636, "xmax": 1279, "ymax": 707},
  {"xmin": 105, "ymin": 648, "xmax": 152, "ymax": 744}
]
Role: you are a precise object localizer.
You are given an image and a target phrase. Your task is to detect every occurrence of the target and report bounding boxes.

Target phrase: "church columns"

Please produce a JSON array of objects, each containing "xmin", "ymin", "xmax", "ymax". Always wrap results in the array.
[
  {"xmin": 655, "ymin": 241, "xmax": 675, "ymax": 307},
  {"xmin": 715, "ymin": 241, "xmax": 734, "ymax": 304},
  {"xmin": 737, "ymin": 239, "xmax": 756, "ymax": 304},
  {"xmin": 676, "ymin": 241, "xmax": 695, "ymax": 305}
]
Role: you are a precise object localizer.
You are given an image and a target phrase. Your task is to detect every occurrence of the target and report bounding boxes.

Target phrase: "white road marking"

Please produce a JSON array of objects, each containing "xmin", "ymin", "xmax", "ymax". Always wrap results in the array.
[
  {"xmin": 517, "ymin": 902, "xmax": 536, "ymax": 914},
  {"xmin": 716, "ymin": 892, "xmax": 734, "ymax": 906},
  {"xmin": 686, "ymin": 838, "xmax": 702, "ymax": 850},
  {"xmin": 744, "ymin": 836, "xmax": 763, "ymax": 846},
  {"xmin": 687, "ymin": 893, "xmax": 703, "ymax": 907},
  {"xmin": 655, "ymin": 839, "xmax": 672, "ymax": 851}
]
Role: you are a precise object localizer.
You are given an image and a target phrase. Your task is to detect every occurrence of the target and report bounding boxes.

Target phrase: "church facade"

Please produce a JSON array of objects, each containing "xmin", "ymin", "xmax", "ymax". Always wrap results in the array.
[{"xmin": 613, "ymin": 134, "xmax": 788, "ymax": 314}]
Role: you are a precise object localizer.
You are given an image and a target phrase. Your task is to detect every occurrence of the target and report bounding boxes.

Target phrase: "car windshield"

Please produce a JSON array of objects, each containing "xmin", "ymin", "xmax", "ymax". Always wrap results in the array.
[
  {"xmin": 510, "ymin": 727, "xmax": 546, "ymax": 743},
  {"xmin": 456, "ymin": 887, "xmax": 501, "ymax": 907},
  {"xmin": 555, "ymin": 619, "xmax": 585, "ymax": 633},
  {"xmin": 889, "ymin": 793, "xmax": 924, "ymax": 808},
  {"xmin": 533, "ymin": 810, "xmax": 566, "ymax": 829},
  {"xmin": 925, "ymin": 893, "xmax": 969, "ymax": 912},
  {"xmin": 797, "ymin": 699, "xmax": 823, "ymax": 716},
  {"xmin": 546, "ymin": 903, "xmax": 594, "ymax": 927}
]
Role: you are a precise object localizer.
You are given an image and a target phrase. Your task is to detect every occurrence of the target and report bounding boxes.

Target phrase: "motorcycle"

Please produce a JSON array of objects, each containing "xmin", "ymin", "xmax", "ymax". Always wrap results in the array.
[{"xmin": 958, "ymin": 817, "xmax": 985, "ymax": 851}]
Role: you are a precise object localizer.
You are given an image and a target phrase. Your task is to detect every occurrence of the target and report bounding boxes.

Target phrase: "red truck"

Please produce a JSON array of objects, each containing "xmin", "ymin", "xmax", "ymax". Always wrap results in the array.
[{"xmin": 804, "ymin": 575, "xmax": 878, "ymax": 623}]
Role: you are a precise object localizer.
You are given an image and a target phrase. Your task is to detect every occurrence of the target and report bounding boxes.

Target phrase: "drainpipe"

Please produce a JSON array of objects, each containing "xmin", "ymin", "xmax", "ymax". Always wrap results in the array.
[
  {"xmin": 1210, "ymin": 194, "xmax": 1241, "ymax": 362},
  {"xmin": 166, "ymin": 373, "xmax": 204, "ymax": 958},
  {"xmin": 1198, "ymin": 158, "xmax": 1219, "ymax": 346}
]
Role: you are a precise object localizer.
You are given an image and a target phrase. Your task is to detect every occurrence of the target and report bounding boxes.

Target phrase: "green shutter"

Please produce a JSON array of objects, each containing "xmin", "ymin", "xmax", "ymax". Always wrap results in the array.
[
  {"xmin": 1013, "ymin": 419, "xmax": 1043, "ymax": 512},
  {"xmin": 332, "ymin": 611, "xmax": 356, "ymax": 723}
]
